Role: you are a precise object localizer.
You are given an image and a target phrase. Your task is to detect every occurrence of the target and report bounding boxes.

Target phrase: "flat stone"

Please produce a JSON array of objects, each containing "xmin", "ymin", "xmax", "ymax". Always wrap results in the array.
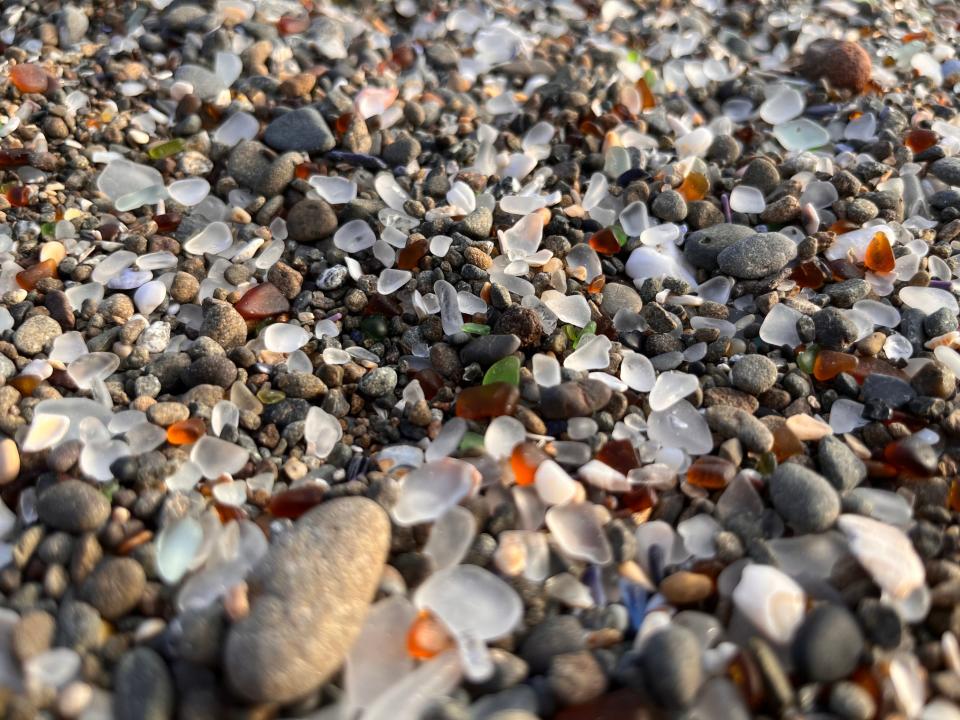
[
  {"xmin": 114, "ymin": 647, "xmax": 175, "ymax": 720},
  {"xmin": 716, "ymin": 232, "xmax": 797, "ymax": 279},
  {"xmin": 224, "ymin": 498, "xmax": 390, "ymax": 703},
  {"xmin": 226, "ymin": 140, "xmax": 298, "ymax": 196},
  {"xmin": 817, "ymin": 435, "xmax": 866, "ymax": 492},
  {"xmin": 263, "ymin": 107, "xmax": 335, "ymax": 153},
  {"xmin": 792, "ymin": 604, "xmax": 864, "ymax": 682},
  {"xmin": 37, "ymin": 480, "xmax": 110, "ymax": 533},
  {"xmin": 540, "ymin": 379, "xmax": 612, "ymax": 419},
  {"xmin": 79, "ymin": 557, "xmax": 146, "ymax": 620},
  {"xmin": 287, "ymin": 197, "xmax": 338, "ymax": 242},
  {"xmin": 704, "ymin": 406, "xmax": 773, "ymax": 454},
  {"xmin": 683, "ymin": 224, "xmax": 755, "ymax": 270},
  {"xmin": 460, "ymin": 334, "xmax": 521, "ymax": 366},
  {"xmin": 731, "ymin": 355, "xmax": 777, "ymax": 396},
  {"xmin": 200, "ymin": 299, "xmax": 247, "ymax": 351},
  {"xmin": 861, "ymin": 374, "xmax": 916, "ymax": 409},
  {"xmin": 600, "ymin": 283, "xmax": 643, "ymax": 317},
  {"xmin": 639, "ymin": 625, "xmax": 704, "ymax": 709},
  {"xmin": 13, "ymin": 315, "xmax": 62, "ymax": 355},
  {"xmin": 769, "ymin": 463, "xmax": 840, "ymax": 533}
]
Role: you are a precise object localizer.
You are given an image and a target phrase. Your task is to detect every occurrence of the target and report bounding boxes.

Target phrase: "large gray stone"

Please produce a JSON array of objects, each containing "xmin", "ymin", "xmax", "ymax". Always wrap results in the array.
[{"xmin": 224, "ymin": 497, "xmax": 390, "ymax": 703}]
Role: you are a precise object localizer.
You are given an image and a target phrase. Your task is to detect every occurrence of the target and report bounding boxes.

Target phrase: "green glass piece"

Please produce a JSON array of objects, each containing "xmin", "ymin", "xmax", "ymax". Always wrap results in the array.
[
  {"xmin": 797, "ymin": 345, "xmax": 819, "ymax": 375},
  {"xmin": 573, "ymin": 322, "xmax": 598, "ymax": 349},
  {"xmin": 40, "ymin": 221, "xmax": 55, "ymax": 237},
  {"xmin": 461, "ymin": 323, "xmax": 491, "ymax": 335},
  {"xmin": 257, "ymin": 387, "xmax": 285, "ymax": 404},
  {"xmin": 458, "ymin": 431, "xmax": 485, "ymax": 453},
  {"xmin": 484, "ymin": 356, "xmax": 520, "ymax": 386},
  {"xmin": 627, "ymin": 50, "xmax": 639, "ymax": 64},
  {"xmin": 148, "ymin": 137, "xmax": 186, "ymax": 160},
  {"xmin": 611, "ymin": 225, "xmax": 627, "ymax": 246},
  {"xmin": 757, "ymin": 451, "xmax": 777, "ymax": 476},
  {"xmin": 564, "ymin": 325, "xmax": 578, "ymax": 342},
  {"xmin": 361, "ymin": 316, "xmax": 388, "ymax": 339}
]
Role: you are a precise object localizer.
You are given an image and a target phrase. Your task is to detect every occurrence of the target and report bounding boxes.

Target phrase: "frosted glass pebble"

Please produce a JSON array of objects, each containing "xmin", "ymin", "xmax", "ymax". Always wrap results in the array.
[
  {"xmin": 501, "ymin": 194, "xmax": 548, "ymax": 215},
  {"xmin": 24, "ymin": 648, "xmax": 80, "ymax": 691},
  {"xmin": 546, "ymin": 502, "xmax": 613, "ymax": 564},
  {"xmin": 434, "ymin": 280, "xmax": 463, "ymax": 336},
  {"xmin": 137, "ymin": 251, "xmax": 178, "ymax": 271},
  {"xmin": 423, "ymin": 506, "xmax": 476, "ymax": 571},
  {"xmin": 415, "ymin": 564, "xmax": 523, "ymax": 641},
  {"xmin": 838, "ymin": 514, "xmax": 924, "ymax": 601},
  {"xmin": 649, "ymin": 371, "xmax": 699, "ymax": 411},
  {"xmin": 534, "ymin": 459, "xmax": 578, "ymax": 505},
  {"xmin": 900, "ymin": 286, "xmax": 959, "ymax": 315},
  {"xmin": 286, "ymin": 350, "xmax": 313, "ymax": 374},
  {"xmin": 211, "ymin": 400, "xmax": 239, "ymax": 437},
  {"xmin": 184, "ymin": 222, "xmax": 232, "ymax": 255},
  {"xmin": 168, "ymin": 178, "xmax": 210, "ymax": 206},
  {"xmin": 620, "ymin": 200, "xmax": 650, "ymax": 236},
  {"xmin": 91, "ymin": 251, "xmax": 137, "ymax": 284},
  {"xmin": 729, "ymin": 185, "xmax": 766, "ymax": 214},
  {"xmin": 190, "ymin": 436, "xmax": 249, "ymax": 479},
  {"xmin": 773, "ymin": 119, "xmax": 831, "ymax": 152},
  {"xmin": 214, "ymin": 51, "xmax": 243, "ymax": 87},
  {"xmin": 80, "ymin": 440, "xmax": 130, "ymax": 482},
  {"xmin": 934, "ymin": 346, "xmax": 960, "ymax": 377},
  {"xmin": 675, "ymin": 127, "xmax": 713, "ymax": 158},
  {"xmin": 49, "ymin": 332, "xmax": 87, "ymax": 364},
  {"xmin": 732, "ymin": 564, "xmax": 805, "ymax": 644},
  {"xmin": 425, "ymin": 418, "xmax": 467, "ymax": 462},
  {"xmin": 67, "ymin": 353, "xmax": 119, "ymax": 389},
  {"xmin": 484, "ymin": 416, "xmax": 525, "ymax": 460},
  {"xmin": 107, "ymin": 269, "xmax": 151, "ymax": 290},
  {"xmin": 844, "ymin": 112, "xmax": 876, "ymax": 141},
  {"xmin": 214, "ymin": 112, "xmax": 259, "ymax": 147},
  {"xmin": 581, "ymin": 173, "xmax": 608, "ymax": 211},
  {"xmin": 309, "ymin": 175, "xmax": 357, "ymax": 204},
  {"xmin": 759, "ymin": 86, "xmax": 804, "ymax": 124},
  {"xmin": 126, "ymin": 422, "xmax": 167, "ymax": 453},
  {"xmin": 532, "ymin": 353, "xmax": 561, "ymax": 387},
  {"xmin": 322, "ymin": 348, "xmax": 351, "ymax": 365},
  {"xmin": 97, "ymin": 158, "xmax": 164, "ymax": 201},
  {"xmin": 134, "ymin": 280, "xmax": 166, "ymax": 316},
  {"xmin": 564, "ymin": 334, "xmax": 612, "ymax": 371},
  {"xmin": 885, "ymin": 333, "xmax": 913, "ymax": 361},
  {"xmin": 378, "ymin": 269, "xmax": 412, "ymax": 295},
  {"xmin": 157, "ymin": 516, "xmax": 203, "ymax": 584},
  {"xmin": 853, "ymin": 299, "xmax": 900, "ymax": 328},
  {"xmin": 829, "ymin": 399, "xmax": 868, "ymax": 434},
  {"xmin": 392, "ymin": 458, "xmax": 477, "ymax": 525},
  {"xmin": 304, "ymin": 406, "xmax": 342, "ymax": 458},
  {"xmin": 263, "ymin": 323, "xmax": 310, "ymax": 353},
  {"xmin": 541, "ymin": 290, "xmax": 591, "ymax": 327},
  {"xmin": 446, "ymin": 181, "xmax": 476, "ymax": 214},
  {"xmin": 847, "ymin": 488, "xmax": 912, "ymax": 527},
  {"xmin": 22, "ymin": 414, "xmax": 69, "ymax": 452},
  {"xmin": 568, "ymin": 417, "xmax": 598, "ymax": 441},
  {"xmin": 621, "ymin": 350, "xmax": 656, "ymax": 392},
  {"xmin": 374, "ymin": 172, "xmax": 410, "ymax": 211},
  {"xmin": 640, "ymin": 223, "xmax": 681, "ymax": 246},
  {"xmin": 648, "ymin": 400, "xmax": 712, "ymax": 455},
  {"xmin": 430, "ymin": 234, "xmax": 453, "ymax": 257},
  {"xmin": 799, "ymin": 180, "xmax": 839, "ymax": 209},
  {"xmin": 678, "ymin": 514, "xmax": 721, "ymax": 558},
  {"xmin": 759, "ymin": 303, "xmax": 802, "ymax": 348},
  {"xmin": 578, "ymin": 458, "xmax": 628, "ymax": 492},
  {"xmin": 334, "ymin": 219, "xmax": 376, "ymax": 253},
  {"xmin": 213, "ymin": 480, "xmax": 247, "ymax": 507}
]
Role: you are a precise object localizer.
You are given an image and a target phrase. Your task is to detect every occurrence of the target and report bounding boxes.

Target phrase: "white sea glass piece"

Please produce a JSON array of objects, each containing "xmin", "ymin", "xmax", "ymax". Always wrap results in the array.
[
  {"xmin": 546, "ymin": 502, "xmax": 613, "ymax": 564},
  {"xmin": 732, "ymin": 564, "xmax": 806, "ymax": 645},
  {"xmin": 392, "ymin": 458, "xmax": 477, "ymax": 526}
]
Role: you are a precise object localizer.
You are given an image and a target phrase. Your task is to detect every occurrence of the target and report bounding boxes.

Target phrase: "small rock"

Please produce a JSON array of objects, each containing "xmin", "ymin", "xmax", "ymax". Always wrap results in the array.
[
  {"xmin": 37, "ymin": 480, "xmax": 110, "ymax": 533},
  {"xmin": 79, "ymin": 557, "xmax": 146, "ymax": 620},
  {"xmin": 200, "ymin": 299, "xmax": 247, "ymax": 350},
  {"xmin": 683, "ymin": 224, "xmax": 755, "ymax": 270},
  {"xmin": 910, "ymin": 361, "xmax": 956, "ymax": 399},
  {"xmin": 651, "ymin": 190, "xmax": 687, "ymax": 222},
  {"xmin": 286, "ymin": 198, "xmax": 338, "ymax": 242},
  {"xmin": 792, "ymin": 604, "xmax": 864, "ymax": 682},
  {"xmin": 800, "ymin": 39, "xmax": 872, "ymax": 93},
  {"xmin": 224, "ymin": 498, "xmax": 390, "ymax": 703},
  {"xmin": 830, "ymin": 681, "xmax": 876, "ymax": 720},
  {"xmin": 704, "ymin": 406, "xmax": 773, "ymax": 454},
  {"xmin": 359, "ymin": 367, "xmax": 398, "ymax": 398},
  {"xmin": 769, "ymin": 463, "xmax": 840, "ymax": 533},
  {"xmin": 929, "ymin": 157, "xmax": 960, "ymax": 188},
  {"xmin": 812, "ymin": 307, "xmax": 858, "ymax": 350},
  {"xmin": 0, "ymin": 438, "xmax": 20, "ymax": 485},
  {"xmin": 457, "ymin": 207, "xmax": 493, "ymax": 240},
  {"xmin": 731, "ymin": 355, "xmax": 777, "ymax": 396},
  {"xmin": 12, "ymin": 610, "xmax": 55, "ymax": 662},
  {"xmin": 540, "ymin": 380, "xmax": 613, "ymax": 420},
  {"xmin": 114, "ymin": 647, "xmax": 175, "ymax": 720},
  {"xmin": 263, "ymin": 107, "xmax": 335, "ymax": 153},
  {"xmin": 717, "ymin": 232, "xmax": 797, "ymax": 280},
  {"xmin": 548, "ymin": 651, "xmax": 608, "ymax": 706},
  {"xmin": 519, "ymin": 615, "xmax": 585, "ymax": 674},
  {"xmin": 817, "ymin": 435, "xmax": 866, "ymax": 492},
  {"xmin": 639, "ymin": 625, "xmax": 703, "ymax": 709},
  {"xmin": 13, "ymin": 315, "xmax": 61, "ymax": 355},
  {"xmin": 460, "ymin": 334, "xmax": 521, "ymax": 366},
  {"xmin": 493, "ymin": 307, "xmax": 543, "ymax": 346},
  {"xmin": 382, "ymin": 132, "xmax": 422, "ymax": 166}
]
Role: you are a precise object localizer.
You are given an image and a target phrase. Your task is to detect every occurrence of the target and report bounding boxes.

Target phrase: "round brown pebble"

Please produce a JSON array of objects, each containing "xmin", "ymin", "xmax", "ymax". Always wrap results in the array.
[
  {"xmin": 799, "ymin": 39, "xmax": 872, "ymax": 93},
  {"xmin": 660, "ymin": 571, "xmax": 714, "ymax": 604}
]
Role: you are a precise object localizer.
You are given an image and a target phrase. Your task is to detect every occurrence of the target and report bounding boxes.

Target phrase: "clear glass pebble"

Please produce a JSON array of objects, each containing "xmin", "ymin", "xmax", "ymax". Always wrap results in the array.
[
  {"xmin": 304, "ymin": 406, "xmax": 342, "ymax": 458},
  {"xmin": 378, "ymin": 269, "xmax": 411, "ymax": 295},
  {"xmin": 211, "ymin": 401, "xmax": 239, "ymax": 437},
  {"xmin": 374, "ymin": 172, "xmax": 410, "ymax": 211},
  {"xmin": 773, "ymin": 119, "xmax": 831, "ymax": 152},
  {"xmin": 22, "ymin": 414, "xmax": 69, "ymax": 452},
  {"xmin": 541, "ymin": 290, "xmax": 591, "ymax": 327},
  {"xmin": 532, "ymin": 353, "xmax": 561, "ymax": 387},
  {"xmin": 309, "ymin": 175, "xmax": 357, "ymax": 204},
  {"xmin": 184, "ymin": 222, "xmax": 232, "ymax": 255},
  {"xmin": 732, "ymin": 564, "xmax": 805, "ymax": 645},
  {"xmin": 423, "ymin": 506, "xmax": 476, "ymax": 572},
  {"xmin": 189, "ymin": 436, "xmax": 249, "ymax": 479},
  {"xmin": 759, "ymin": 303, "xmax": 802, "ymax": 348},
  {"xmin": 334, "ymin": 219, "xmax": 376, "ymax": 253},
  {"xmin": 620, "ymin": 200, "xmax": 650, "ymax": 236},
  {"xmin": 648, "ymin": 400, "xmax": 712, "ymax": 455},
  {"xmin": 214, "ymin": 111, "xmax": 258, "ymax": 147},
  {"xmin": 392, "ymin": 458, "xmax": 477, "ymax": 526},
  {"xmin": 729, "ymin": 185, "xmax": 766, "ymax": 214},
  {"xmin": 168, "ymin": 178, "xmax": 210, "ymax": 206},
  {"xmin": 900, "ymin": 286, "xmax": 959, "ymax": 315},
  {"xmin": 263, "ymin": 324, "xmax": 310, "ymax": 353},
  {"xmin": 545, "ymin": 502, "xmax": 612, "ymax": 565},
  {"xmin": 157, "ymin": 516, "xmax": 204, "ymax": 584},
  {"xmin": 79, "ymin": 440, "xmax": 130, "ymax": 482},
  {"xmin": 649, "ymin": 371, "xmax": 699, "ymax": 411},
  {"xmin": 759, "ymin": 85, "xmax": 804, "ymax": 124},
  {"xmin": 564, "ymin": 334, "xmax": 611, "ymax": 371}
]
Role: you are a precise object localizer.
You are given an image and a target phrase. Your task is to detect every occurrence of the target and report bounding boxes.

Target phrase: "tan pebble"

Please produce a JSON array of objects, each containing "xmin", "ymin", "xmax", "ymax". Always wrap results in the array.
[
  {"xmin": 660, "ymin": 571, "xmax": 714, "ymax": 604},
  {"xmin": 786, "ymin": 413, "xmax": 832, "ymax": 441},
  {"xmin": 0, "ymin": 438, "xmax": 20, "ymax": 485},
  {"xmin": 57, "ymin": 681, "xmax": 92, "ymax": 718},
  {"xmin": 39, "ymin": 241, "xmax": 65, "ymax": 264}
]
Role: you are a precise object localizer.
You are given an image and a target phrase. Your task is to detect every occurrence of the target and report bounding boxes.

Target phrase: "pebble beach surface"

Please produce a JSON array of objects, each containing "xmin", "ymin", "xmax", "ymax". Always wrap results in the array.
[{"xmin": 1, "ymin": 0, "xmax": 960, "ymax": 718}]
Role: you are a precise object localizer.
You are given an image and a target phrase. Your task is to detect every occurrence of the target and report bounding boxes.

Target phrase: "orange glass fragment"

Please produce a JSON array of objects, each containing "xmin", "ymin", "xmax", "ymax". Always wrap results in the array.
[
  {"xmin": 0, "ymin": 147, "xmax": 32, "ymax": 168},
  {"xmin": 579, "ymin": 120, "xmax": 603, "ymax": 138},
  {"xmin": 772, "ymin": 425, "xmax": 804, "ymax": 462},
  {"xmin": 277, "ymin": 13, "xmax": 310, "ymax": 35},
  {"xmin": 618, "ymin": 486, "xmax": 656, "ymax": 515},
  {"xmin": 397, "ymin": 238, "xmax": 428, "ymax": 270},
  {"xmin": 596, "ymin": 439, "xmax": 640, "ymax": 475},
  {"xmin": 849, "ymin": 356, "xmax": 908, "ymax": 383},
  {"xmin": 510, "ymin": 442, "xmax": 547, "ymax": 486},
  {"xmin": 904, "ymin": 128, "xmax": 938, "ymax": 154},
  {"xmin": 411, "ymin": 368, "xmax": 444, "ymax": 401},
  {"xmin": 335, "ymin": 112, "xmax": 353, "ymax": 134},
  {"xmin": 948, "ymin": 478, "xmax": 960, "ymax": 512},
  {"xmin": 6, "ymin": 185, "xmax": 31, "ymax": 207},
  {"xmin": 813, "ymin": 350, "xmax": 859, "ymax": 381},
  {"xmin": 167, "ymin": 418, "xmax": 206, "ymax": 445},
  {"xmin": 234, "ymin": 283, "xmax": 290, "ymax": 321},
  {"xmin": 268, "ymin": 484, "xmax": 326, "ymax": 519},
  {"xmin": 155, "ymin": 212, "xmax": 182, "ymax": 233},
  {"xmin": 636, "ymin": 77, "xmax": 656, "ymax": 109},
  {"xmin": 829, "ymin": 219, "xmax": 859, "ymax": 234},
  {"xmin": 687, "ymin": 455, "xmax": 736, "ymax": 490},
  {"xmin": 588, "ymin": 228, "xmax": 620, "ymax": 255},
  {"xmin": 864, "ymin": 232, "xmax": 895, "ymax": 273},
  {"xmin": 406, "ymin": 610, "xmax": 455, "ymax": 660},
  {"xmin": 455, "ymin": 382, "xmax": 519, "ymax": 420},
  {"xmin": 587, "ymin": 276, "xmax": 606, "ymax": 293},
  {"xmin": 677, "ymin": 172, "xmax": 708, "ymax": 202},
  {"xmin": 883, "ymin": 436, "xmax": 939, "ymax": 477},
  {"xmin": 295, "ymin": 162, "xmax": 322, "ymax": 180},
  {"xmin": 10, "ymin": 64, "xmax": 49, "ymax": 93},
  {"xmin": 791, "ymin": 259, "xmax": 832, "ymax": 289},
  {"xmin": 16, "ymin": 259, "xmax": 57, "ymax": 291},
  {"xmin": 9, "ymin": 374, "xmax": 41, "ymax": 395}
]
